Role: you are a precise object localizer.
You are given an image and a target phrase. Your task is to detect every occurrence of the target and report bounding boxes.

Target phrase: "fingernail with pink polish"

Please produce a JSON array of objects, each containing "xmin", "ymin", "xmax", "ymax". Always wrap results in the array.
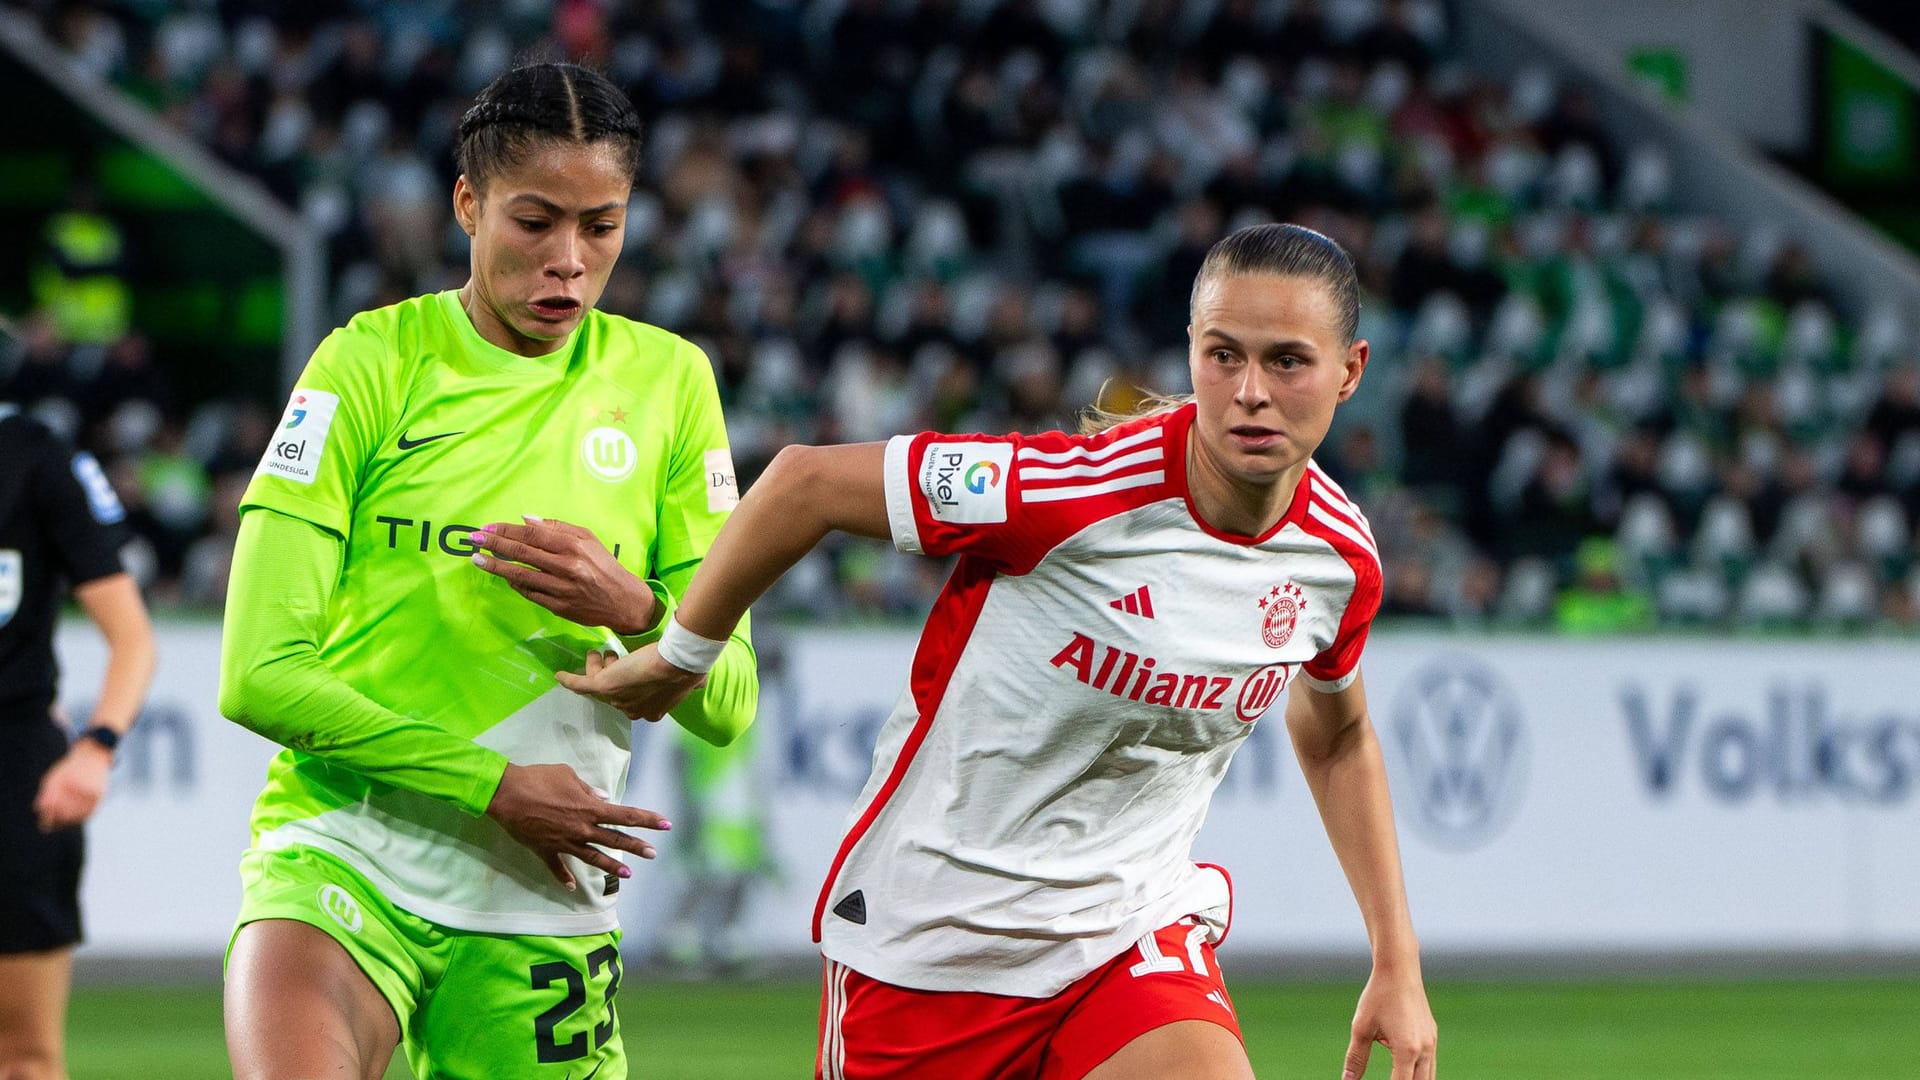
[
  {"xmin": 617, "ymin": 865, "xmax": 632, "ymax": 879},
  {"xmin": 658, "ymin": 819, "xmax": 672, "ymax": 830}
]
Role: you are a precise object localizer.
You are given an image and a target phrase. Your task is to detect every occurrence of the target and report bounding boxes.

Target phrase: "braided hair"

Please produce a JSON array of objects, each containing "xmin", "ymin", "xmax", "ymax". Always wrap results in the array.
[{"xmin": 455, "ymin": 63, "xmax": 641, "ymax": 191}]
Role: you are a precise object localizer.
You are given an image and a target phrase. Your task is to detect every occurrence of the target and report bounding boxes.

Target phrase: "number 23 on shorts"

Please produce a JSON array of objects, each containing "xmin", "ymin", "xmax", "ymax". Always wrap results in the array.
[{"xmin": 532, "ymin": 943, "xmax": 622, "ymax": 1064}]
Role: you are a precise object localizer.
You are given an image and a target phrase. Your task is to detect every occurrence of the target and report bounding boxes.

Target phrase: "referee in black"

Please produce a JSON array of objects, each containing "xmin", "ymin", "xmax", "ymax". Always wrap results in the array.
[{"xmin": 0, "ymin": 404, "xmax": 154, "ymax": 1080}]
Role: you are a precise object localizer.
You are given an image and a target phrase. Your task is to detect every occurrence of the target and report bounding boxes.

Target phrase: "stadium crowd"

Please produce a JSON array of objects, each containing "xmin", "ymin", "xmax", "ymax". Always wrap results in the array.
[{"xmin": 3, "ymin": 0, "xmax": 1919, "ymax": 631}]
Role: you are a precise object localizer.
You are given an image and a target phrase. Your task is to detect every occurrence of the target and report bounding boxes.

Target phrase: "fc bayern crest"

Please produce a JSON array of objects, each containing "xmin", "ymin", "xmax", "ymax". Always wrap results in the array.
[{"xmin": 1257, "ymin": 582, "xmax": 1304, "ymax": 649}]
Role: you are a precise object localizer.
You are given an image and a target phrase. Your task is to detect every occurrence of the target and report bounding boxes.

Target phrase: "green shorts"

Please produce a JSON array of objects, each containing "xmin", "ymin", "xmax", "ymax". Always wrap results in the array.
[{"xmin": 232, "ymin": 845, "xmax": 627, "ymax": 1080}]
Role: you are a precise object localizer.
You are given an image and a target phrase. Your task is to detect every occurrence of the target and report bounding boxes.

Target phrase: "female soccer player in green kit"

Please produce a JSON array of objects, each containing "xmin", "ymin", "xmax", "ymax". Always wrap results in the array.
[{"xmin": 218, "ymin": 63, "xmax": 757, "ymax": 1080}]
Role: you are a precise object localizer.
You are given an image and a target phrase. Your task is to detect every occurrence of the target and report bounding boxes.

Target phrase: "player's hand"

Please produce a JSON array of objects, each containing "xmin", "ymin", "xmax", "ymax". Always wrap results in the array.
[
  {"xmin": 1343, "ymin": 965, "xmax": 1437, "ymax": 1079},
  {"xmin": 468, "ymin": 516, "xmax": 659, "ymax": 635},
  {"xmin": 485, "ymin": 761, "xmax": 671, "ymax": 891},
  {"xmin": 33, "ymin": 740, "xmax": 113, "ymax": 832},
  {"xmin": 556, "ymin": 644, "xmax": 705, "ymax": 722}
]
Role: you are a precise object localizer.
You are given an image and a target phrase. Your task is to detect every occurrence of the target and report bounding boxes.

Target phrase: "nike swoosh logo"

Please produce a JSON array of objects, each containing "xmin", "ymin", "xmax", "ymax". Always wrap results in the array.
[
  {"xmin": 566, "ymin": 1061, "xmax": 605, "ymax": 1080},
  {"xmin": 396, "ymin": 430, "xmax": 463, "ymax": 451}
]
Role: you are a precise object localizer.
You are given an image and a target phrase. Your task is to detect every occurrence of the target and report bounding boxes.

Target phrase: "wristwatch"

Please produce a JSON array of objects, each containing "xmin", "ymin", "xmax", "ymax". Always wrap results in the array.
[{"xmin": 79, "ymin": 725, "xmax": 121, "ymax": 753}]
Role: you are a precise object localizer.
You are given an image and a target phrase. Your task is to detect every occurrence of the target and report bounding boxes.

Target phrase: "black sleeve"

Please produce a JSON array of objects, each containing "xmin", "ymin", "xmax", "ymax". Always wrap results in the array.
[{"xmin": 34, "ymin": 438, "xmax": 127, "ymax": 587}]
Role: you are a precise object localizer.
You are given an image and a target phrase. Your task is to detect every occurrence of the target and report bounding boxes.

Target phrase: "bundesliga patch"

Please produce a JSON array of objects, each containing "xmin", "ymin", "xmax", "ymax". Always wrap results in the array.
[
  {"xmin": 258, "ymin": 389, "xmax": 339, "ymax": 486},
  {"xmin": 0, "ymin": 550, "xmax": 20, "ymax": 627},
  {"xmin": 72, "ymin": 452, "xmax": 125, "ymax": 524},
  {"xmin": 918, "ymin": 441, "xmax": 1013, "ymax": 524},
  {"xmin": 705, "ymin": 448, "xmax": 740, "ymax": 511}
]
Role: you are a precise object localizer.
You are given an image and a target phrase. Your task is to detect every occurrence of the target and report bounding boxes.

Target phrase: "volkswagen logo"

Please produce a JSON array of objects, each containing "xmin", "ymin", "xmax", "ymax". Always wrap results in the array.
[{"xmin": 1385, "ymin": 659, "xmax": 1529, "ymax": 851}]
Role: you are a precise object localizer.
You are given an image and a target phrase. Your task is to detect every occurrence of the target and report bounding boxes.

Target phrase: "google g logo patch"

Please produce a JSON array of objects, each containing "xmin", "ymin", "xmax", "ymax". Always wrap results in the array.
[{"xmin": 964, "ymin": 460, "xmax": 1001, "ymax": 494}]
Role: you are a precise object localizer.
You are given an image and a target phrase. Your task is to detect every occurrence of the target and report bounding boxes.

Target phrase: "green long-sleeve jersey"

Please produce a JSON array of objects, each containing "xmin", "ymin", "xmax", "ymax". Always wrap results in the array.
[{"xmin": 220, "ymin": 290, "xmax": 756, "ymax": 935}]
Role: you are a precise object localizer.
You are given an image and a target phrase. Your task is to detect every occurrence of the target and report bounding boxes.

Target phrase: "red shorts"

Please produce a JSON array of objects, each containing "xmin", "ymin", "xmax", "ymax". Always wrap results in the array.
[{"xmin": 816, "ymin": 919, "xmax": 1241, "ymax": 1080}]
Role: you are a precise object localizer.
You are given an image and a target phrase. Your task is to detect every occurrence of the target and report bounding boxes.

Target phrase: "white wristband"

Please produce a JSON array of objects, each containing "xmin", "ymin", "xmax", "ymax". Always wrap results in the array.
[{"xmin": 656, "ymin": 613, "xmax": 727, "ymax": 675}]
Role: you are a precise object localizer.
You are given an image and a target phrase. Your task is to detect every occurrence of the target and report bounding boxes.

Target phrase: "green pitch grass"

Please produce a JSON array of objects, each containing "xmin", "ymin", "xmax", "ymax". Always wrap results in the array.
[{"xmin": 68, "ymin": 975, "xmax": 1916, "ymax": 1078}]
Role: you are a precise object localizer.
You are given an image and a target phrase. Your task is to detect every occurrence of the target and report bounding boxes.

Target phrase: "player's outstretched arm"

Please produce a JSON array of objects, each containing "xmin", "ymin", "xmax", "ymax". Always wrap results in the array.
[
  {"xmin": 559, "ymin": 442, "xmax": 889, "ymax": 715},
  {"xmin": 1285, "ymin": 675, "xmax": 1438, "ymax": 1080},
  {"xmin": 33, "ymin": 572, "xmax": 154, "ymax": 831},
  {"xmin": 219, "ymin": 508, "xmax": 509, "ymax": 813}
]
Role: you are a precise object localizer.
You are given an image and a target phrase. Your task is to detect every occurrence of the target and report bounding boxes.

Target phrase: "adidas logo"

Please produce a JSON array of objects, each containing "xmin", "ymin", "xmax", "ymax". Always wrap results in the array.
[
  {"xmin": 1109, "ymin": 585, "xmax": 1155, "ymax": 618},
  {"xmin": 832, "ymin": 890, "xmax": 867, "ymax": 925}
]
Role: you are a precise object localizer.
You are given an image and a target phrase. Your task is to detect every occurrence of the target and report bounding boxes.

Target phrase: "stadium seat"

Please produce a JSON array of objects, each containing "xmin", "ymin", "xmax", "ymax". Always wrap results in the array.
[
  {"xmin": 1656, "ymin": 565, "xmax": 1731, "ymax": 624},
  {"xmin": 1655, "ymin": 433, "xmax": 1715, "ymax": 507},
  {"xmin": 1544, "ymin": 144, "xmax": 1602, "ymax": 210},
  {"xmin": 1485, "ymin": 293, "xmax": 1546, "ymax": 362},
  {"xmin": 1691, "ymin": 494, "xmax": 1757, "ymax": 581},
  {"xmin": 1814, "ymin": 560, "xmax": 1881, "ymax": 627},
  {"xmin": 1888, "ymin": 432, "xmax": 1920, "ymax": 491},
  {"xmin": 1618, "ymin": 144, "xmax": 1674, "ymax": 212},
  {"xmin": 1734, "ymin": 560, "xmax": 1811, "ymax": 626},
  {"xmin": 1497, "ymin": 556, "xmax": 1559, "ymax": 624},
  {"xmin": 1855, "ymin": 496, "xmax": 1911, "ymax": 578},
  {"xmin": 1616, "ymin": 492, "xmax": 1678, "ymax": 561},
  {"xmin": 1851, "ymin": 303, "xmax": 1907, "ymax": 371},
  {"xmin": 1406, "ymin": 293, "xmax": 1473, "ymax": 360},
  {"xmin": 1769, "ymin": 494, "xmax": 1837, "ymax": 565}
]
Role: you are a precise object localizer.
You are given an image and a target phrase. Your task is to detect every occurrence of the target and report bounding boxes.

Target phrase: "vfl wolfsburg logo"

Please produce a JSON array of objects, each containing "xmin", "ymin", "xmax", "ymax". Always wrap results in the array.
[
  {"xmin": 317, "ymin": 884, "xmax": 363, "ymax": 933},
  {"xmin": 581, "ymin": 426, "xmax": 637, "ymax": 482}
]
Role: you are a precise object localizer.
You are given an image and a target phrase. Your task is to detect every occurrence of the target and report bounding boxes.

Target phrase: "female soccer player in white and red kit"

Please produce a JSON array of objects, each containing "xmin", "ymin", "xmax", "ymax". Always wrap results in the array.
[{"xmin": 559, "ymin": 223, "xmax": 1438, "ymax": 1079}]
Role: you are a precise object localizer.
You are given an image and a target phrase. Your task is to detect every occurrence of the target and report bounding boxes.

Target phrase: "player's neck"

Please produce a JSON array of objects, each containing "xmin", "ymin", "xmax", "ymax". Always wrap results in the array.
[
  {"xmin": 1185, "ymin": 439, "xmax": 1304, "ymax": 538},
  {"xmin": 458, "ymin": 283, "xmax": 571, "ymax": 359}
]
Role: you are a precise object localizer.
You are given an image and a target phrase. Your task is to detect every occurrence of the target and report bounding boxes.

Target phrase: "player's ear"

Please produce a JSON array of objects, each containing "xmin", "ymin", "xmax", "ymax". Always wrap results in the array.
[
  {"xmin": 453, "ymin": 175, "xmax": 479, "ymax": 237},
  {"xmin": 1337, "ymin": 339, "xmax": 1369, "ymax": 403}
]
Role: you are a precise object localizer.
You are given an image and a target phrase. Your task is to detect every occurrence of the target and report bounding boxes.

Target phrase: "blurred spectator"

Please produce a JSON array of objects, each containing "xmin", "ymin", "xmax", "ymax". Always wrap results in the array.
[
  {"xmin": 1376, "ymin": 557, "xmax": 1436, "ymax": 621},
  {"xmin": 30, "ymin": 185, "xmax": 132, "ymax": 348},
  {"xmin": 1554, "ymin": 538, "xmax": 1655, "ymax": 634},
  {"xmin": 1351, "ymin": 0, "xmax": 1436, "ymax": 81},
  {"xmin": 177, "ymin": 471, "xmax": 247, "ymax": 607},
  {"xmin": 1506, "ymin": 431, "xmax": 1598, "ymax": 563},
  {"xmin": 0, "ymin": 314, "xmax": 79, "ymax": 413},
  {"xmin": 1397, "ymin": 355, "xmax": 1463, "ymax": 494},
  {"xmin": 1531, "ymin": 87, "xmax": 1617, "ymax": 193},
  {"xmin": 1836, "ymin": 431, "xmax": 1890, "ymax": 502},
  {"xmin": 1272, "ymin": 0, "xmax": 1335, "ymax": 79},
  {"xmin": 1866, "ymin": 366, "xmax": 1920, "ymax": 454},
  {"xmin": 76, "ymin": 334, "xmax": 173, "ymax": 432}
]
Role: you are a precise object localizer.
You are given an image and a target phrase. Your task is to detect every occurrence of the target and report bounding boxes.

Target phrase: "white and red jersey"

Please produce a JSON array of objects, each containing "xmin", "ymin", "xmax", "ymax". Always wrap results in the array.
[{"xmin": 815, "ymin": 403, "xmax": 1382, "ymax": 997}]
